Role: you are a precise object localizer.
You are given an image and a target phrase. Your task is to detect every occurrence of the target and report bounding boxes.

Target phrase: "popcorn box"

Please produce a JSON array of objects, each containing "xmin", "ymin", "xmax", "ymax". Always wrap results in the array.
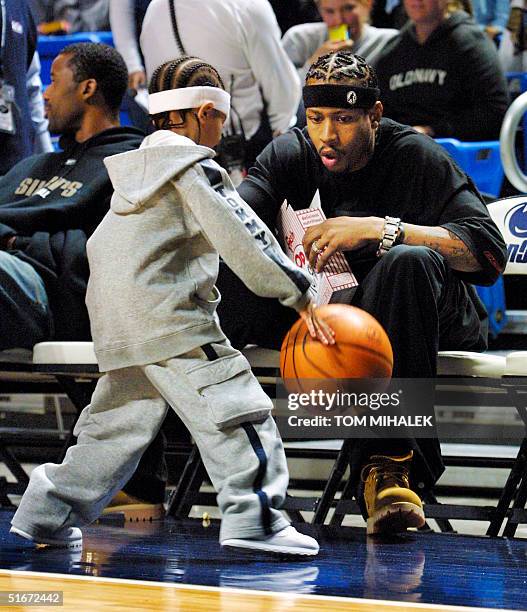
[{"xmin": 277, "ymin": 198, "xmax": 358, "ymax": 306}]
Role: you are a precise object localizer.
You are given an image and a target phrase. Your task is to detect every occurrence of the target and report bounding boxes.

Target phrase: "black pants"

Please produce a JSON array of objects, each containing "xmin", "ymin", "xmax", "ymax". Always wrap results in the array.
[
  {"xmin": 217, "ymin": 245, "xmax": 487, "ymax": 500},
  {"xmin": 129, "ymin": 246, "xmax": 487, "ymax": 505}
]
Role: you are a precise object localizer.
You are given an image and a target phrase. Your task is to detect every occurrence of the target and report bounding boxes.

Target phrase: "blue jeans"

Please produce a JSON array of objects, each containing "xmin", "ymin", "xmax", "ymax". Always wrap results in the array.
[{"xmin": 0, "ymin": 251, "xmax": 53, "ymax": 349}]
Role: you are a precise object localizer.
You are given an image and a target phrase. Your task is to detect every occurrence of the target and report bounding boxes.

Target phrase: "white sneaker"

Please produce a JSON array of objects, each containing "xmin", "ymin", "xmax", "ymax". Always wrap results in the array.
[
  {"xmin": 10, "ymin": 525, "xmax": 83, "ymax": 549},
  {"xmin": 221, "ymin": 526, "xmax": 319, "ymax": 556}
]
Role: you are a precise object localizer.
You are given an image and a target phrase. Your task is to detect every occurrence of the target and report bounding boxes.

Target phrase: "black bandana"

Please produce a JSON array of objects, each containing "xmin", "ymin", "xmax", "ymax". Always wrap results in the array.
[{"xmin": 303, "ymin": 85, "xmax": 380, "ymax": 110}]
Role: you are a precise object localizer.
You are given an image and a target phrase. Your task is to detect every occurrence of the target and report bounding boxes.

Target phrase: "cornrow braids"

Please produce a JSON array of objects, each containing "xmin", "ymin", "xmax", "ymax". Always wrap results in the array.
[
  {"xmin": 148, "ymin": 56, "xmax": 225, "ymax": 130},
  {"xmin": 148, "ymin": 56, "xmax": 224, "ymax": 94},
  {"xmin": 306, "ymin": 52, "xmax": 378, "ymax": 88}
]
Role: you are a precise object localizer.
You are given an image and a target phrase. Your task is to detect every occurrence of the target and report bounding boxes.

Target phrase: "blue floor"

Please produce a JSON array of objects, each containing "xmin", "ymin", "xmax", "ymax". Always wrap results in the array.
[{"xmin": 1, "ymin": 509, "xmax": 527, "ymax": 609}]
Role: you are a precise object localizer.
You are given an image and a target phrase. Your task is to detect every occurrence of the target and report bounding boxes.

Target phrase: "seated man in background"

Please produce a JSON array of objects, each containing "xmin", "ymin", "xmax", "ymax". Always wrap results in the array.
[
  {"xmin": 375, "ymin": 0, "xmax": 509, "ymax": 140},
  {"xmin": 282, "ymin": 0, "xmax": 399, "ymax": 80},
  {"xmin": 0, "ymin": 43, "xmax": 142, "ymax": 349},
  {"xmin": 0, "ymin": 42, "xmax": 166, "ymax": 520},
  {"xmin": 217, "ymin": 51, "xmax": 507, "ymax": 533}
]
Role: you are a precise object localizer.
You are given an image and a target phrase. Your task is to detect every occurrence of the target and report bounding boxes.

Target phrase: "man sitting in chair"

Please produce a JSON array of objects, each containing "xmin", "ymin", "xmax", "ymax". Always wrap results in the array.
[
  {"xmin": 0, "ymin": 43, "xmax": 164, "ymax": 519},
  {"xmin": 0, "ymin": 42, "xmax": 142, "ymax": 348},
  {"xmin": 216, "ymin": 51, "xmax": 507, "ymax": 534}
]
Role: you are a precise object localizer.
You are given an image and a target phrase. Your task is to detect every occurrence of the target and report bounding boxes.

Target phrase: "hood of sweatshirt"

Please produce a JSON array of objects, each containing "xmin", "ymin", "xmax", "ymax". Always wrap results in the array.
[
  {"xmin": 401, "ymin": 10, "xmax": 476, "ymax": 45},
  {"xmin": 103, "ymin": 130, "xmax": 215, "ymax": 214}
]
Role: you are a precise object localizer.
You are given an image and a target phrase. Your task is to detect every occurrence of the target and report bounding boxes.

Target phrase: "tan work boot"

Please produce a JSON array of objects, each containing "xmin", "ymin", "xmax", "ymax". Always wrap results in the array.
[
  {"xmin": 101, "ymin": 491, "xmax": 165, "ymax": 522},
  {"xmin": 361, "ymin": 451, "xmax": 425, "ymax": 535}
]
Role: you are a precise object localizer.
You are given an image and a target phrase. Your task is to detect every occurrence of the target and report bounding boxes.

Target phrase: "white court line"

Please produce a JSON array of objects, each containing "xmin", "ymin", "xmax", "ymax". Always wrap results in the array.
[{"xmin": 0, "ymin": 568, "xmax": 521, "ymax": 612}]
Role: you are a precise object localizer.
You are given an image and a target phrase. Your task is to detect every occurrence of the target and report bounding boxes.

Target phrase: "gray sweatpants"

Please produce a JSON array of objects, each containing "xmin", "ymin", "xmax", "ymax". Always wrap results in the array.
[{"xmin": 12, "ymin": 342, "xmax": 290, "ymax": 542}]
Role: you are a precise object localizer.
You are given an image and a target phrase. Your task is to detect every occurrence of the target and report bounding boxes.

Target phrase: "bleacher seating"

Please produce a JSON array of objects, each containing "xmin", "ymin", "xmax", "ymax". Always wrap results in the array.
[
  {"xmin": 37, "ymin": 31, "xmax": 132, "ymax": 131},
  {"xmin": 435, "ymin": 138, "xmax": 504, "ymax": 198},
  {"xmin": 37, "ymin": 32, "xmax": 114, "ymax": 87}
]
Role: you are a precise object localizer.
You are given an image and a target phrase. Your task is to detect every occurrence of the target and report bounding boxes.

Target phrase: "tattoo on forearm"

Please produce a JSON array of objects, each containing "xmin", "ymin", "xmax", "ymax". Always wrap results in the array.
[{"xmin": 422, "ymin": 230, "xmax": 478, "ymax": 270}]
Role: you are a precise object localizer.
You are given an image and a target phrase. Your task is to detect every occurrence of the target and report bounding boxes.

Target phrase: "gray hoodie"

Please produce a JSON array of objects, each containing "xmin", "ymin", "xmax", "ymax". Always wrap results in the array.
[{"xmin": 86, "ymin": 130, "xmax": 311, "ymax": 372}]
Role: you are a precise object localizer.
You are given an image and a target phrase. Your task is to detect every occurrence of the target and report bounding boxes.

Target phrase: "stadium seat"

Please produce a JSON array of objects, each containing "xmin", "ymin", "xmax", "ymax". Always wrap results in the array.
[
  {"xmin": 37, "ymin": 31, "xmax": 114, "ymax": 88},
  {"xmin": 435, "ymin": 138, "xmax": 504, "ymax": 198}
]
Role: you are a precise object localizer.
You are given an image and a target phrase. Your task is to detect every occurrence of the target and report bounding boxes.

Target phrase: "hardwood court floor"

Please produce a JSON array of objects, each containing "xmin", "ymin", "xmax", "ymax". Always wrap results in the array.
[{"xmin": 0, "ymin": 510, "xmax": 526, "ymax": 611}]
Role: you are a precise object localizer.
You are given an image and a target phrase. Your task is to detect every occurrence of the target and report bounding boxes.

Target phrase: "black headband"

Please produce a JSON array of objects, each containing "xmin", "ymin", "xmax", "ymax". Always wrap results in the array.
[{"xmin": 303, "ymin": 85, "xmax": 380, "ymax": 110}]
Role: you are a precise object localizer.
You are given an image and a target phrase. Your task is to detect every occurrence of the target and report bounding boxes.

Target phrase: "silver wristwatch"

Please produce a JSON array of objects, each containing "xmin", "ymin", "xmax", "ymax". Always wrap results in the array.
[{"xmin": 376, "ymin": 216, "xmax": 402, "ymax": 257}]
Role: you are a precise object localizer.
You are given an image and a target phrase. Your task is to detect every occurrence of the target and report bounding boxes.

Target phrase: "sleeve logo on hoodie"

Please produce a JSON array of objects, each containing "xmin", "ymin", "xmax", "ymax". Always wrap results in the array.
[
  {"xmin": 390, "ymin": 69, "xmax": 447, "ymax": 91},
  {"xmin": 15, "ymin": 177, "xmax": 83, "ymax": 198}
]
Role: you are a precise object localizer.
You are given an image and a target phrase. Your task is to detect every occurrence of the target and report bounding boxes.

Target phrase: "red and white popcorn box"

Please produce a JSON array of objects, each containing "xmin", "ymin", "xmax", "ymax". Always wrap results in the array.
[{"xmin": 277, "ymin": 196, "xmax": 358, "ymax": 306}]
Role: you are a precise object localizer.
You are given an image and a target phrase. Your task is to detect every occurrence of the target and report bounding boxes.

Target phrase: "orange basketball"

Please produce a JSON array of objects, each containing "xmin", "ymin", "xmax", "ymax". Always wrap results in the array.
[{"xmin": 280, "ymin": 304, "xmax": 393, "ymax": 382}]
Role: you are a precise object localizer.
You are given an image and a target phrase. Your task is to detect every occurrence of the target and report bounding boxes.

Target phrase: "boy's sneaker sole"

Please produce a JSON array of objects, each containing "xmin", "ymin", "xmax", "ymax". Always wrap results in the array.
[
  {"xmin": 10, "ymin": 525, "xmax": 83, "ymax": 548},
  {"xmin": 221, "ymin": 539, "xmax": 318, "ymax": 556},
  {"xmin": 221, "ymin": 526, "xmax": 319, "ymax": 556}
]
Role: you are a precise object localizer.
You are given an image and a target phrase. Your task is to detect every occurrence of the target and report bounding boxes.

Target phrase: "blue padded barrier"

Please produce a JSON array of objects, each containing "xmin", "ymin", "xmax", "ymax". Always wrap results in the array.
[
  {"xmin": 36, "ymin": 32, "xmax": 133, "ymax": 127},
  {"xmin": 435, "ymin": 138, "xmax": 504, "ymax": 198},
  {"xmin": 37, "ymin": 32, "xmax": 114, "ymax": 87}
]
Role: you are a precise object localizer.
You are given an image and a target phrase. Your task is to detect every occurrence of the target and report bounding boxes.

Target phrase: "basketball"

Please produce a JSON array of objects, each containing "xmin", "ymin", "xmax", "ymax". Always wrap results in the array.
[{"xmin": 280, "ymin": 304, "xmax": 393, "ymax": 382}]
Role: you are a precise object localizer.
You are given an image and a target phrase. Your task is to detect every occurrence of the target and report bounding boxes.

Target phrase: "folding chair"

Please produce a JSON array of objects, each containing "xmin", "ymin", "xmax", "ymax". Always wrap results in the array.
[{"xmin": 0, "ymin": 342, "xmax": 99, "ymax": 505}]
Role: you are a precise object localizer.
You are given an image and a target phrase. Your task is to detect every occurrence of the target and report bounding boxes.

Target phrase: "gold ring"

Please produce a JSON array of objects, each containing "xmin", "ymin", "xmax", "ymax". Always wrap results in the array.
[{"xmin": 312, "ymin": 240, "xmax": 322, "ymax": 255}]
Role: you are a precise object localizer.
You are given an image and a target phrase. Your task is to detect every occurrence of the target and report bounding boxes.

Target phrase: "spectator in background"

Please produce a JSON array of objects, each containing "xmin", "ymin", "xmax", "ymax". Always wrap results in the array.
[
  {"xmin": 268, "ymin": 0, "xmax": 321, "ymax": 33},
  {"xmin": 283, "ymin": 0, "xmax": 399, "ymax": 81},
  {"xmin": 370, "ymin": 0, "xmax": 408, "ymax": 29},
  {"xmin": 29, "ymin": 0, "xmax": 110, "ymax": 34},
  {"xmin": 109, "ymin": 0, "xmax": 152, "ymax": 133},
  {"xmin": 0, "ymin": 0, "xmax": 52, "ymax": 176},
  {"xmin": 139, "ymin": 0, "xmax": 301, "ymax": 176},
  {"xmin": 498, "ymin": 0, "xmax": 527, "ymax": 72},
  {"xmin": 27, "ymin": 53, "xmax": 54, "ymax": 156},
  {"xmin": 110, "ymin": 0, "xmax": 151, "ymax": 94},
  {"xmin": 473, "ymin": 0, "xmax": 510, "ymax": 40},
  {"xmin": 471, "ymin": 0, "xmax": 510, "ymax": 43},
  {"xmin": 0, "ymin": 43, "xmax": 143, "ymax": 349},
  {"xmin": 375, "ymin": 0, "xmax": 509, "ymax": 140}
]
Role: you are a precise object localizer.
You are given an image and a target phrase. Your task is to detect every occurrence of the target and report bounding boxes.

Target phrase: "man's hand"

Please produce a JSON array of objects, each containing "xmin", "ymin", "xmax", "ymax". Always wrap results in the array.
[
  {"xmin": 299, "ymin": 302, "xmax": 336, "ymax": 345},
  {"xmin": 308, "ymin": 39, "xmax": 355, "ymax": 66},
  {"xmin": 303, "ymin": 217, "xmax": 384, "ymax": 272},
  {"xmin": 128, "ymin": 70, "xmax": 147, "ymax": 93}
]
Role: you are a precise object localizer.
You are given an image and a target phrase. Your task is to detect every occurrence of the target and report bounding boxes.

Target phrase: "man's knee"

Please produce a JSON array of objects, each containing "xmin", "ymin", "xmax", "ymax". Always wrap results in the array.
[{"xmin": 380, "ymin": 244, "xmax": 447, "ymax": 278}]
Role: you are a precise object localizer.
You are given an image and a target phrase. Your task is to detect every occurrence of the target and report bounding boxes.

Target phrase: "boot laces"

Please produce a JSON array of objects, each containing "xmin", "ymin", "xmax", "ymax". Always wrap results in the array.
[{"xmin": 361, "ymin": 457, "xmax": 411, "ymax": 489}]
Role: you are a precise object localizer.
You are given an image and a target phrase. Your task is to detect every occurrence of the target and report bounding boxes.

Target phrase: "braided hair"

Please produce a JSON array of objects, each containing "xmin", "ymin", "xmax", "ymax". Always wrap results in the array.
[
  {"xmin": 148, "ymin": 56, "xmax": 225, "ymax": 130},
  {"xmin": 306, "ymin": 51, "xmax": 378, "ymax": 88}
]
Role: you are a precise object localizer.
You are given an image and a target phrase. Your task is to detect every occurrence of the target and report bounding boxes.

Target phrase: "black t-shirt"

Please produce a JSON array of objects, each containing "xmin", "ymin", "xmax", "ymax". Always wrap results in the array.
[{"xmin": 238, "ymin": 119, "xmax": 506, "ymax": 286}]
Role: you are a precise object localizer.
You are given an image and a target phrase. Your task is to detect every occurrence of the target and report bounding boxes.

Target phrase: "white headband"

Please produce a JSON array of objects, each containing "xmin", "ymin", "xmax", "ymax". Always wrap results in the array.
[{"xmin": 148, "ymin": 86, "xmax": 231, "ymax": 121}]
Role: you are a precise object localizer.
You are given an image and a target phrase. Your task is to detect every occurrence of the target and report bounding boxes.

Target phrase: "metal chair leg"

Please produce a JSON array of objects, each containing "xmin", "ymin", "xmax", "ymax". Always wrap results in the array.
[
  {"xmin": 166, "ymin": 445, "xmax": 206, "ymax": 518},
  {"xmin": 312, "ymin": 439, "xmax": 351, "ymax": 524},
  {"xmin": 487, "ymin": 437, "xmax": 527, "ymax": 537}
]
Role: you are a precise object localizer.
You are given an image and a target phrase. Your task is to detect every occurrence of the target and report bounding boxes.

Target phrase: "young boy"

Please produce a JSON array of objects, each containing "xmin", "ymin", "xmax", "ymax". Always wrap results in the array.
[{"xmin": 10, "ymin": 57, "xmax": 333, "ymax": 556}]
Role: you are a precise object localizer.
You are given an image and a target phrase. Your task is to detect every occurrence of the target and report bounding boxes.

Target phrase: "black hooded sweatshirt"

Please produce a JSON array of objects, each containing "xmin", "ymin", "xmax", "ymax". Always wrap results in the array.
[
  {"xmin": 376, "ymin": 11, "xmax": 509, "ymax": 141},
  {"xmin": 0, "ymin": 126, "xmax": 144, "ymax": 340}
]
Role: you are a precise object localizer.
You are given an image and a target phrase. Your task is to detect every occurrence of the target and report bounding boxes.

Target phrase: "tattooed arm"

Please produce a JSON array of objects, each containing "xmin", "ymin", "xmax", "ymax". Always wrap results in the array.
[
  {"xmin": 302, "ymin": 217, "xmax": 482, "ymax": 273},
  {"xmin": 401, "ymin": 224, "xmax": 482, "ymax": 272}
]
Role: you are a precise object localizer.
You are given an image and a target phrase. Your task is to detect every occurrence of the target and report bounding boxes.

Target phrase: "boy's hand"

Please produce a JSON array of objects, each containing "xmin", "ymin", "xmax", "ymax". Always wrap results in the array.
[{"xmin": 299, "ymin": 302, "xmax": 335, "ymax": 345}]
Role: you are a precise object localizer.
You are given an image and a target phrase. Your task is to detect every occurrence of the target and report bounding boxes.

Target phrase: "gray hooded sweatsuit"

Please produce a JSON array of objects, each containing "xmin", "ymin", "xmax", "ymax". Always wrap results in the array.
[{"xmin": 12, "ymin": 130, "xmax": 311, "ymax": 542}]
